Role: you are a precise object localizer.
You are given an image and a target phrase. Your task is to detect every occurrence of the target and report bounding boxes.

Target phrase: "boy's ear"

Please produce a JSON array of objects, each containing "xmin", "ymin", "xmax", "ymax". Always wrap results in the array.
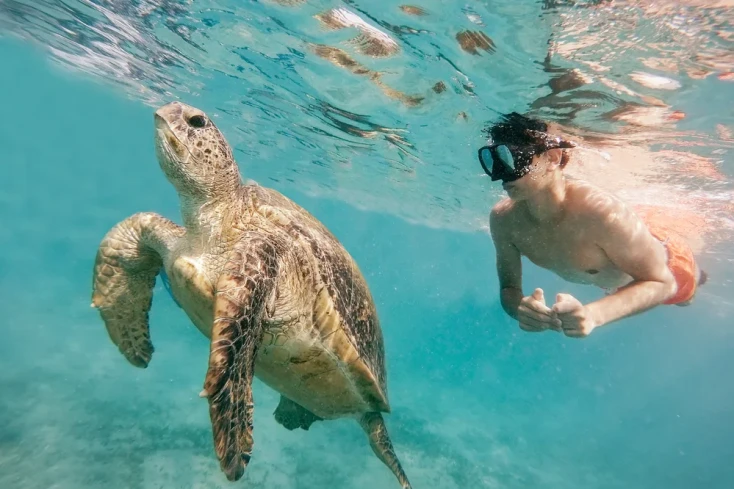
[{"xmin": 545, "ymin": 148, "xmax": 563, "ymax": 168}]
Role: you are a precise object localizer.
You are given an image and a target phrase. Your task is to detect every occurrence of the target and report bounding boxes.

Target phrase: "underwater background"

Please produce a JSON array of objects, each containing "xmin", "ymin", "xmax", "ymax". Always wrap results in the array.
[{"xmin": 1, "ymin": 1, "xmax": 733, "ymax": 488}]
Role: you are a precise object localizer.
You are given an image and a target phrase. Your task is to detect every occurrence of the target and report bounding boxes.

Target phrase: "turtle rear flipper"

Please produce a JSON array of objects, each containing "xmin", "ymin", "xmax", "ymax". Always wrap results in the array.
[
  {"xmin": 274, "ymin": 395, "xmax": 323, "ymax": 431},
  {"xmin": 359, "ymin": 412, "xmax": 412, "ymax": 489},
  {"xmin": 91, "ymin": 212, "xmax": 183, "ymax": 368}
]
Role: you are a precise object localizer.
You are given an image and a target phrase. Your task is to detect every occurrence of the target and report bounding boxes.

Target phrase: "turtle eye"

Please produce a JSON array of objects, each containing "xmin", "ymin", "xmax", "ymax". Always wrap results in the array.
[{"xmin": 188, "ymin": 115, "xmax": 207, "ymax": 128}]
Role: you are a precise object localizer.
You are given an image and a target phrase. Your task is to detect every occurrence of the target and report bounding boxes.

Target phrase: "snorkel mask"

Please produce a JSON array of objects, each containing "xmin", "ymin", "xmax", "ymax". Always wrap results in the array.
[
  {"xmin": 478, "ymin": 143, "xmax": 537, "ymax": 182},
  {"xmin": 479, "ymin": 112, "xmax": 584, "ymax": 182},
  {"xmin": 478, "ymin": 131, "xmax": 577, "ymax": 182}
]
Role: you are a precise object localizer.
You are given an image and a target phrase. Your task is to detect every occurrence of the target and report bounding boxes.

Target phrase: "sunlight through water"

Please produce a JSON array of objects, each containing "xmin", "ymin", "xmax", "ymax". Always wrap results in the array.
[
  {"xmin": 1, "ymin": 2, "xmax": 733, "ymax": 487},
  {"xmin": 1, "ymin": 0, "xmax": 732, "ymax": 240}
]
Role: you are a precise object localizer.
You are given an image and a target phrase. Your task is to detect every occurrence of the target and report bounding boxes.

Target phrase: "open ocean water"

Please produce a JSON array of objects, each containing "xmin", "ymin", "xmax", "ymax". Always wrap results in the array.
[{"xmin": 1, "ymin": 1, "xmax": 733, "ymax": 488}]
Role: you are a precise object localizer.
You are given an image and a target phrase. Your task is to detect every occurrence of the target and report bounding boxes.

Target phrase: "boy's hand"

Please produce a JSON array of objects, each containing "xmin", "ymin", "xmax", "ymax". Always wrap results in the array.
[
  {"xmin": 552, "ymin": 293, "xmax": 597, "ymax": 338},
  {"xmin": 518, "ymin": 288, "xmax": 563, "ymax": 332}
]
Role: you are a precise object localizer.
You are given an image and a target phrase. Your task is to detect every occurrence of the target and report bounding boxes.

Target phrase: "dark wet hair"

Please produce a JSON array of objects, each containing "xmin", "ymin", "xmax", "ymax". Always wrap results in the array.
[{"xmin": 485, "ymin": 112, "xmax": 575, "ymax": 167}]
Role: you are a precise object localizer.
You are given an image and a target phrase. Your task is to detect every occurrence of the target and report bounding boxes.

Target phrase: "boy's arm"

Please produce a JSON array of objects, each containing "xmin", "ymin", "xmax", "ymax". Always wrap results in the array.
[
  {"xmin": 567, "ymin": 205, "xmax": 676, "ymax": 331},
  {"xmin": 490, "ymin": 207, "xmax": 523, "ymax": 319},
  {"xmin": 490, "ymin": 206, "xmax": 561, "ymax": 331}
]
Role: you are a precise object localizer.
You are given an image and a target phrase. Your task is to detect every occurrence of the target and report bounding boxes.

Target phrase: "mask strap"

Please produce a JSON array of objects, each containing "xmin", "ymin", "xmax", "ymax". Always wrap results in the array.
[{"xmin": 540, "ymin": 132, "xmax": 612, "ymax": 162}]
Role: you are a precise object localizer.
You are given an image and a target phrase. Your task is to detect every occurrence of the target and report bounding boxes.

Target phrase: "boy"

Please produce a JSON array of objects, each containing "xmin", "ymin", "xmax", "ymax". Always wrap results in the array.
[{"xmin": 481, "ymin": 113, "xmax": 705, "ymax": 337}]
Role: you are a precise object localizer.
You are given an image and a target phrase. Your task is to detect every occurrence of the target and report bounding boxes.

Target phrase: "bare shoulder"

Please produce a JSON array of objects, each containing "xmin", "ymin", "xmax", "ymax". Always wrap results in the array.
[
  {"xmin": 489, "ymin": 197, "xmax": 518, "ymax": 237},
  {"xmin": 565, "ymin": 179, "xmax": 636, "ymax": 226},
  {"xmin": 490, "ymin": 196, "xmax": 519, "ymax": 220},
  {"xmin": 565, "ymin": 179, "xmax": 650, "ymax": 249}
]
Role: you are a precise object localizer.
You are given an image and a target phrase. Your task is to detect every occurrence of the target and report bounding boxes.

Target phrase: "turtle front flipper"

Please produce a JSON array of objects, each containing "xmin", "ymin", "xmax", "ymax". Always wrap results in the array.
[
  {"xmin": 273, "ymin": 395, "xmax": 323, "ymax": 431},
  {"xmin": 92, "ymin": 212, "xmax": 184, "ymax": 368},
  {"xmin": 201, "ymin": 235, "xmax": 282, "ymax": 481},
  {"xmin": 359, "ymin": 412, "xmax": 413, "ymax": 489}
]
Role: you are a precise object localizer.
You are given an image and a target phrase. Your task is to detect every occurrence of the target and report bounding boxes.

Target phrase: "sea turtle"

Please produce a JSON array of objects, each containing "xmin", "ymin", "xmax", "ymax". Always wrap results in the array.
[{"xmin": 90, "ymin": 101, "xmax": 412, "ymax": 488}]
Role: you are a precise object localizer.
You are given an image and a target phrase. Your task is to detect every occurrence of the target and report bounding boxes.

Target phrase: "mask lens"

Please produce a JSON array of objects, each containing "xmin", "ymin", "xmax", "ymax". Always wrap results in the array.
[
  {"xmin": 478, "ymin": 145, "xmax": 520, "ymax": 181},
  {"xmin": 479, "ymin": 147, "xmax": 493, "ymax": 171},
  {"xmin": 496, "ymin": 145, "xmax": 515, "ymax": 171}
]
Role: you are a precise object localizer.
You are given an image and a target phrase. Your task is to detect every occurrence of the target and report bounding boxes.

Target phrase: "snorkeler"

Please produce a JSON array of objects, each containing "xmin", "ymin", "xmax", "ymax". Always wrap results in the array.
[{"xmin": 480, "ymin": 112, "xmax": 706, "ymax": 338}]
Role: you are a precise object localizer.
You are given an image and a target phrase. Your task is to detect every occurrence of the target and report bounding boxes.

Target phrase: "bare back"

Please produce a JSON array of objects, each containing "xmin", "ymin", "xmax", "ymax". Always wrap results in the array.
[{"xmin": 490, "ymin": 179, "xmax": 674, "ymax": 291}]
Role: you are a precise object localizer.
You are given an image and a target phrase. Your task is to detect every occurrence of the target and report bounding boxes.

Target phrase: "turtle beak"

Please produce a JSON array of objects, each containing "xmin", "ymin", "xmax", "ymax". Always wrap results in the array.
[
  {"xmin": 154, "ymin": 113, "xmax": 186, "ymax": 162},
  {"xmin": 154, "ymin": 112, "xmax": 166, "ymax": 127},
  {"xmin": 155, "ymin": 101, "xmax": 183, "ymax": 120}
]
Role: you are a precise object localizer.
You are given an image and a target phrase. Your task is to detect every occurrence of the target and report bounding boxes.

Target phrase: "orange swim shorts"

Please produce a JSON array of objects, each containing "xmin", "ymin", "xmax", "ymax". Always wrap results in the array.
[{"xmin": 636, "ymin": 209, "xmax": 699, "ymax": 305}]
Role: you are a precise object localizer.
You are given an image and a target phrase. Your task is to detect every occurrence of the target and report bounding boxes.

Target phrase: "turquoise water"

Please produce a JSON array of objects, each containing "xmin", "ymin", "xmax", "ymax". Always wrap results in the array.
[{"xmin": 1, "ymin": 1, "xmax": 734, "ymax": 488}]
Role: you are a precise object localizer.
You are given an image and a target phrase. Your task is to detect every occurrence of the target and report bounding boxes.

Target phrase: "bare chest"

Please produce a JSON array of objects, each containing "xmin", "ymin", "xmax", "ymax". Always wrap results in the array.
[{"xmin": 510, "ymin": 222, "xmax": 630, "ymax": 286}]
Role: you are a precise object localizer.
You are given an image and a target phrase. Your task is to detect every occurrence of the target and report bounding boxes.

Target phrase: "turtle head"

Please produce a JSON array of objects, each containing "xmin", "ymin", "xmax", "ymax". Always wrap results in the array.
[{"xmin": 154, "ymin": 101, "xmax": 241, "ymax": 200}]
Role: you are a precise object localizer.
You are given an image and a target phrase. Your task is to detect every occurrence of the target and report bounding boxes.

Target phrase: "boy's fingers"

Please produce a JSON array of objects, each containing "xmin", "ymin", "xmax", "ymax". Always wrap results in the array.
[
  {"xmin": 532, "ymin": 288, "xmax": 545, "ymax": 303},
  {"xmin": 520, "ymin": 305, "xmax": 554, "ymax": 323},
  {"xmin": 519, "ymin": 317, "xmax": 549, "ymax": 331},
  {"xmin": 556, "ymin": 293, "xmax": 573, "ymax": 303}
]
